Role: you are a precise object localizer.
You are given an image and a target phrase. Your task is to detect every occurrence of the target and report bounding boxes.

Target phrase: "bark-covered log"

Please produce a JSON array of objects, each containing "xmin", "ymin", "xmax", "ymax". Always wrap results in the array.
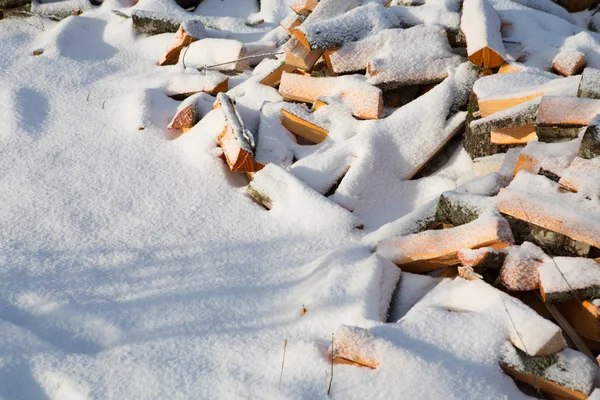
[
  {"xmin": 30, "ymin": 0, "xmax": 93, "ymax": 21},
  {"xmin": 539, "ymin": 257, "xmax": 600, "ymax": 303},
  {"xmin": 579, "ymin": 114, "xmax": 600, "ymax": 159},
  {"xmin": 132, "ymin": 10, "xmax": 187, "ymax": 35},
  {"xmin": 578, "ymin": 68, "xmax": 600, "ymax": 99},
  {"xmin": 470, "ymin": 100, "xmax": 538, "ymax": 136},
  {"xmin": 435, "ymin": 192, "xmax": 496, "ymax": 227},
  {"xmin": 0, "ymin": 0, "xmax": 29, "ymax": 9}
]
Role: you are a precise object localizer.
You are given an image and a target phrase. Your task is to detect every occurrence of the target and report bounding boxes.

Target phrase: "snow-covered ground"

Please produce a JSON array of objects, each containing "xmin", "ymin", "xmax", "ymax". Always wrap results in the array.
[{"xmin": 1, "ymin": 0, "xmax": 595, "ymax": 398}]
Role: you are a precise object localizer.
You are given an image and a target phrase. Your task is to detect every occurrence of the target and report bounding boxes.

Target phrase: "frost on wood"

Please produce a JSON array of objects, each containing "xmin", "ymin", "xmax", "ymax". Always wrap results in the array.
[
  {"xmin": 499, "ymin": 242, "xmax": 549, "ymax": 291},
  {"xmin": 167, "ymin": 92, "xmax": 214, "ymax": 132},
  {"xmin": 513, "ymin": 137, "xmax": 581, "ymax": 179},
  {"xmin": 297, "ymin": 245, "xmax": 401, "ymax": 326},
  {"xmin": 559, "ymin": 157, "xmax": 600, "ymax": 197},
  {"xmin": 214, "ymin": 93, "xmax": 256, "ymax": 173},
  {"xmin": 366, "ymin": 25, "xmax": 464, "ymax": 90},
  {"xmin": 331, "ymin": 325, "xmax": 379, "ymax": 369},
  {"xmin": 552, "ymin": 51, "xmax": 586, "ymax": 77},
  {"xmin": 159, "ymin": 20, "xmax": 207, "ymax": 66},
  {"xmin": 164, "ymin": 70, "xmax": 229, "ymax": 99},
  {"xmin": 461, "ymin": 0, "xmax": 506, "ymax": 68},
  {"xmin": 535, "ymin": 96, "xmax": 600, "ymax": 143},
  {"xmin": 181, "ymin": 39, "xmax": 249, "ymax": 71},
  {"xmin": 246, "ymin": 164, "xmax": 364, "ymax": 231},
  {"xmin": 497, "ymin": 171, "xmax": 600, "ymax": 254},
  {"xmin": 376, "ymin": 216, "xmax": 514, "ymax": 273},
  {"xmin": 539, "ymin": 257, "xmax": 600, "ymax": 303},
  {"xmin": 294, "ymin": 3, "xmax": 400, "ymax": 51}
]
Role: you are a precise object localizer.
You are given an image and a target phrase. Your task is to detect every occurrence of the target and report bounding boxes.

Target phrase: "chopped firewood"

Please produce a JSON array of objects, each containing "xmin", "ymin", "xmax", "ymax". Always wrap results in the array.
[
  {"xmin": 491, "ymin": 126, "xmax": 536, "ymax": 145},
  {"xmin": 256, "ymin": 59, "xmax": 298, "ymax": 88},
  {"xmin": 457, "ymin": 266, "xmax": 483, "ymax": 280},
  {"xmin": 559, "ymin": 157, "xmax": 600, "ymax": 196},
  {"xmin": 461, "ymin": 0, "xmax": 506, "ymax": 68},
  {"xmin": 168, "ymin": 92, "xmax": 214, "ymax": 132},
  {"xmin": 159, "ymin": 20, "xmax": 206, "ymax": 66},
  {"xmin": 278, "ymin": 72, "xmax": 383, "ymax": 120},
  {"xmin": 280, "ymin": 105, "xmax": 329, "ymax": 144},
  {"xmin": 294, "ymin": 0, "xmax": 360, "ymax": 38},
  {"xmin": 579, "ymin": 114, "xmax": 600, "ymax": 159},
  {"xmin": 180, "ymin": 39, "xmax": 249, "ymax": 71},
  {"xmin": 330, "ymin": 325, "xmax": 379, "ymax": 369},
  {"xmin": 435, "ymin": 191, "xmax": 496, "ymax": 227},
  {"xmin": 497, "ymin": 171, "xmax": 600, "ymax": 254},
  {"xmin": 279, "ymin": 14, "xmax": 302, "ymax": 35},
  {"xmin": 247, "ymin": 164, "xmax": 364, "ymax": 230},
  {"xmin": 458, "ymin": 247, "xmax": 506, "ymax": 272},
  {"xmin": 289, "ymin": 0, "xmax": 319, "ymax": 15},
  {"xmin": 30, "ymin": 0, "xmax": 92, "ymax": 21},
  {"xmin": 473, "ymin": 72, "xmax": 580, "ymax": 118},
  {"xmin": 553, "ymin": 51, "xmax": 586, "ymax": 77},
  {"xmin": 214, "ymin": 93, "xmax": 256, "ymax": 173},
  {"xmin": 132, "ymin": 10, "xmax": 188, "ymax": 35},
  {"xmin": 535, "ymin": 96, "xmax": 600, "ymax": 143},
  {"xmin": 366, "ymin": 25, "xmax": 464, "ymax": 90},
  {"xmin": 377, "ymin": 216, "xmax": 514, "ymax": 273},
  {"xmin": 499, "ymin": 242, "xmax": 548, "ymax": 291},
  {"xmin": 539, "ymin": 257, "xmax": 600, "ymax": 303},
  {"xmin": 512, "ymin": 137, "xmax": 580, "ymax": 179},
  {"xmin": 165, "ymin": 71, "xmax": 229, "ymax": 99},
  {"xmin": 498, "ymin": 62, "xmax": 525, "ymax": 74},
  {"xmin": 282, "ymin": 37, "xmax": 324, "ymax": 72},
  {"xmin": 470, "ymin": 99, "xmax": 539, "ymax": 146},
  {"xmin": 293, "ymin": 3, "xmax": 400, "ymax": 51},
  {"xmin": 577, "ymin": 68, "xmax": 600, "ymax": 99},
  {"xmin": 501, "ymin": 346, "xmax": 596, "ymax": 400},
  {"xmin": 555, "ymin": 300, "xmax": 600, "ymax": 342}
]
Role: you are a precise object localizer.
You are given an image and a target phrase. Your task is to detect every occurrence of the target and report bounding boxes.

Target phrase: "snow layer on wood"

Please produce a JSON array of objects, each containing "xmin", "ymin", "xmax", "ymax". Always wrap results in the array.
[
  {"xmin": 167, "ymin": 91, "xmax": 214, "ymax": 130},
  {"xmin": 474, "ymin": 154, "xmax": 506, "ymax": 176},
  {"xmin": 537, "ymin": 96, "xmax": 600, "ymax": 126},
  {"xmin": 500, "ymin": 242, "xmax": 549, "ymax": 291},
  {"xmin": 367, "ymin": 25, "xmax": 464, "ymax": 88},
  {"xmin": 296, "ymin": 3, "xmax": 400, "ymax": 50},
  {"xmin": 461, "ymin": 0, "xmax": 506, "ymax": 62},
  {"xmin": 163, "ymin": 69, "xmax": 228, "ymax": 96},
  {"xmin": 539, "ymin": 257, "xmax": 600, "ymax": 299},
  {"xmin": 31, "ymin": 0, "xmax": 94, "ymax": 20},
  {"xmin": 390, "ymin": 3, "xmax": 461, "ymax": 31},
  {"xmin": 552, "ymin": 51, "xmax": 586, "ymax": 76},
  {"xmin": 216, "ymin": 92, "xmax": 255, "ymax": 154},
  {"xmin": 458, "ymin": 246, "xmax": 500, "ymax": 267},
  {"xmin": 248, "ymin": 163, "xmax": 363, "ymax": 231},
  {"xmin": 387, "ymin": 272, "xmax": 443, "ymax": 321},
  {"xmin": 180, "ymin": 38, "xmax": 248, "ymax": 71},
  {"xmin": 225, "ymin": 78, "xmax": 283, "ymax": 133},
  {"xmin": 300, "ymin": 0, "xmax": 361, "ymax": 26},
  {"xmin": 332, "ymin": 324, "xmax": 379, "ymax": 368},
  {"xmin": 559, "ymin": 157, "xmax": 600, "ymax": 196},
  {"xmin": 180, "ymin": 19, "xmax": 207, "ymax": 39},
  {"xmin": 499, "ymin": 147, "xmax": 523, "ymax": 179},
  {"xmin": 297, "ymin": 245, "xmax": 401, "ymax": 326},
  {"xmin": 471, "ymin": 98, "xmax": 540, "ymax": 133},
  {"xmin": 255, "ymin": 102, "xmax": 298, "ymax": 166},
  {"xmin": 516, "ymin": 137, "xmax": 581, "ymax": 177}
]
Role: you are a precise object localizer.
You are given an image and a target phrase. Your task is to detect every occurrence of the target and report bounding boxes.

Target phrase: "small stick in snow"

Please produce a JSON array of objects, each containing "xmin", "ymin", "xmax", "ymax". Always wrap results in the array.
[
  {"xmin": 278, "ymin": 338, "xmax": 288, "ymax": 390},
  {"xmin": 327, "ymin": 334, "xmax": 334, "ymax": 396}
]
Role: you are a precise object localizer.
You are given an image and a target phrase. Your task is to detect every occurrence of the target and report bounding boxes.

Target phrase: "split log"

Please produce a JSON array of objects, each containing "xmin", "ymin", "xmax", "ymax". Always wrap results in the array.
[
  {"xmin": 473, "ymin": 73, "xmax": 580, "ymax": 118},
  {"xmin": 499, "ymin": 242, "xmax": 547, "ymax": 291},
  {"xmin": 559, "ymin": 157, "xmax": 600, "ymax": 196},
  {"xmin": 578, "ymin": 68, "xmax": 600, "ymax": 99},
  {"xmin": 294, "ymin": 0, "xmax": 360, "ymax": 35},
  {"xmin": 293, "ymin": 3, "xmax": 400, "ymax": 51},
  {"xmin": 470, "ymin": 99, "xmax": 539, "ymax": 145},
  {"xmin": 496, "ymin": 171, "xmax": 600, "ymax": 254},
  {"xmin": 180, "ymin": 39, "xmax": 249, "ymax": 71},
  {"xmin": 282, "ymin": 37, "xmax": 323, "ymax": 72},
  {"xmin": 256, "ymin": 58, "xmax": 298, "ymax": 88},
  {"xmin": 501, "ymin": 346, "xmax": 595, "ymax": 400},
  {"xmin": 535, "ymin": 96, "xmax": 600, "ymax": 143},
  {"xmin": 458, "ymin": 247, "xmax": 506, "ymax": 271},
  {"xmin": 214, "ymin": 93, "xmax": 256, "ymax": 173},
  {"xmin": 579, "ymin": 114, "xmax": 600, "ymax": 159},
  {"xmin": 552, "ymin": 51, "xmax": 586, "ymax": 77},
  {"xmin": 280, "ymin": 105, "xmax": 329, "ymax": 143},
  {"xmin": 555, "ymin": 300, "xmax": 600, "ymax": 342},
  {"xmin": 434, "ymin": 191, "xmax": 496, "ymax": 227},
  {"xmin": 132, "ymin": 10, "xmax": 188, "ymax": 35},
  {"xmin": 30, "ymin": 0, "xmax": 93, "ymax": 20},
  {"xmin": 289, "ymin": 0, "xmax": 319, "ymax": 15},
  {"xmin": 461, "ymin": 0, "xmax": 506, "ymax": 68},
  {"xmin": 167, "ymin": 92, "xmax": 214, "ymax": 132},
  {"xmin": 159, "ymin": 19, "xmax": 206, "ymax": 66},
  {"xmin": 330, "ymin": 325, "xmax": 379, "ymax": 369},
  {"xmin": 512, "ymin": 137, "xmax": 580, "ymax": 179},
  {"xmin": 247, "ymin": 164, "xmax": 364, "ymax": 230},
  {"xmin": 366, "ymin": 25, "xmax": 464, "ymax": 90},
  {"xmin": 376, "ymin": 216, "xmax": 514, "ymax": 273},
  {"xmin": 279, "ymin": 13, "xmax": 302, "ymax": 35},
  {"xmin": 539, "ymin": 257, "xmax": 600, "ymax": 303},
  {"xmin": 278, "ymin": 72, "xmax": 383, "ymax": 120},
  {"xmin": 165, "ymin": 71, "xmax": 228, "ymax": 99}
]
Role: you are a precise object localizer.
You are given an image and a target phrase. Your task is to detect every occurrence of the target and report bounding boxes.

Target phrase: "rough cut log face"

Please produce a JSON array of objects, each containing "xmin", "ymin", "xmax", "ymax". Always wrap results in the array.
[
  {"xmin": 280, "ymin": 109, "xmax": 328, "ymax": 144},
  {"xmin": 500, "ymin": 256, "xmax": 542, "ymax": 291},
  {"xmin": 461, "ymin": 0, "xmax": 506, "ymax": 69},
  {"xmin": 478, "ymin": 93, "xmax": 543, "ymax": 119},
  {"xmin": 469, "ymin": 47, "xmax": 506, "ymax": 69},
  {"xmin": 218, "ymin": 126, "xmax": 256, "ymax": 173},
  {"xmin": 259, "ymin": 63, "xmax": 298, "ymax": 88},
  {"xmin": 490, "ymin": 125, "xmax": 536, "ymax": 145},
  {"xmin": 283, "ymin": 38, "xmax": 324, "ymax": 71},
  {"xmin": 552, "ymin": 51, "xmax": 586, "ymax": 77},
  {"xmin": 331, "ymin": 325, "xmax": 379, "ymax": 369},
  {"xmin": 168, "ymin": 104, "xmax": 195, "ymax": 131},
  {"xmin": 555, "ymin": 300, "xmax": 600, "ymax": 342}
]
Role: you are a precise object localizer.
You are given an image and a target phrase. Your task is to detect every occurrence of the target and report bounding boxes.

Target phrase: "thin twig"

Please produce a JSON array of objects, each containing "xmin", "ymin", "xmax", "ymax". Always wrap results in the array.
[
  {"xmin": 327, "ymin": 334, "xmax": 334, "ymax": 396},
  {"xmin": 181, "ymin": 45, "xmax": 190, "ymax": 69},
  {"xmin": 198, "ymin": 52, "xmax": 284, "ymax": 71},
  {"xmin": 277, "ymin": 338, "xmax": 288, "ymax": 390}
]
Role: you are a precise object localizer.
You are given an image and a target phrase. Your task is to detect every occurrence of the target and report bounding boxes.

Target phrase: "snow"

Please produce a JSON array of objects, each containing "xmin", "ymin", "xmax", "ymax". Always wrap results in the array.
[
  {"xmin": 180, "ymin": 38, "xmax": 248, "ymax": 70},
  {"xmin": 461, "ymin": 0, "xmax": 506, "ymax": 59},
  {"xmin": 537, "ymin": 95, "xmax": 600, "ymax": 125},
  {"xmin": 559, "ymin": 156, "xmax": 600, "ymax": 196},
  {"xmin": 516, "ymin": 137, "xmax": 581, "ymax": 177},
  {"xmin": 539, "ymin": 257, "xmax": 600, "ymax": 296}
]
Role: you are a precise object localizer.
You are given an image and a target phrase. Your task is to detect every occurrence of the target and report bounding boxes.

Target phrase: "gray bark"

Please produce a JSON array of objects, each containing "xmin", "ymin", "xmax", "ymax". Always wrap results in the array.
[
  {"xmin": 535, "ymin": 125, "xmax": 584, "ymax": 143},
  {"xmin": 0, "ymin": 0, "xmax": 29, "ymax": 9},
  {"xmin": 577, "ymin": 68, "xmax": 600, "ymax": 99},
  {"xmin": 579, "ymin": 120, "xmax": 600, "ymax": 159}
]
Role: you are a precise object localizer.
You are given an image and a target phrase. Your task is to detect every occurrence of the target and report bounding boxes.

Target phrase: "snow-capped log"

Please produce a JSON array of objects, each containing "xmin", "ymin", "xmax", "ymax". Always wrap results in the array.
[
  {"xmin": 559, "ymin": 157, "xmax": 600, "ymax": 196},
  {"xmin": 458, "ymin": 247, "xmax": 506, "ymax": 272},
  {"xmin": 552, "ymin": 51, "xmax": 586, "ymax": 77},
  {"xmin": 278, "ymin": 72, "xmax": 383, "ymax": 120},
  {"xmin": 496, "ymin": 171, "xmax": 600, "ymax": 257},
  {"xmin": 512, "ymin": 138, "xmax": 580, "ymax": 180},
  {"xmin": 500, "ymin": 346, "xmax": 596, "ymax": 400},
  {"xmin": 282, "ymin": 37, "xmax": 323, "ymax": 72},
  {"xmin": 213, "ymin": 93, "xmax": 257, "ymax": 173},
  {"xmin": 579, "ymin": 114, "xmax": 600, "ymax": 159},
  {"xmin": 246, "ymin": 164, "xmax": 364, "ymax": 230},
  {"xmin": 293, "ymin": 3, "xmax": 400, "ymax": 51},
  {"xmin": 330, "ymin": 325, "xmax": 379, "ymax": 369},
  {"xmin": 255, "ymin": 58, "xmax": 298, "ymax": 88},
  {"xmin": 470, "ymin": 99, "xmax": 539, "ymax": 146},
  {"xmin": 376, "ymin": 216, "xmax": 514, "ymax": 273},
  {"xmin": 279, "ymin": 13, "xmax": 302, "ymax": 35},
  {"xmin": 473, "ymin": 72, "xmax": 580, "ymax": 118},
  {"xmin": 539, "ymin": 257, "xmax": 600, "ymax": 303},
  {"xmin": 434, "ymin": 191, "xmax": 496, "ymax": 227},
  {"xmin": 535, "ymin": 96, "xmax": 600, "ymax": 143},
  {"xmin": 555, "ymin": 300, "xmax": 600, "ymax": 342},
  {"xmin": 578, "ymin": 68, "xmax": 600, "ymax": 99},
  {"xmin": 499, "ymin": 242, "xmax": 548, "ymax": 291},
  {"xmin": 295, "ymin": 0, "xmax": 360, "ymax": 35},
  {"xmin": 289, "ymin": 0, "xmax": 319, "ymax": 15},
  {"xmin": 159, "ymin": 19, "xmax": 206, "ymax": 66},
  {"xmin": 280, "ymin": 103, "xmax": 329, "ymax": 144},
  {"xmin": 165, "ymin": 70, "xmax": 229, "ymax": 99},
  {"xmin": 324, "ymin": 29, "xmax": 404, "ymax": 76},
  {"xmin": 132, "ymin": 10, "xmax": 188, "ymax": 35},
  {"xmin": 167, "ymin": 92, "xmax": 214, "ymax": 132},
  {"xmin": 460, "ymin": 0, "xmax": 506, "ymax": 69},
  {"xmin": 30, "ymin": 0, "xmax": 94, "ymax": 21},
  {"xmin": 366, "ymin": 25, "xmax": 464, "ymax": 90},
  {"xmin": 180, "ymin": 39, "xmax": 249, "ymax": 71}
]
